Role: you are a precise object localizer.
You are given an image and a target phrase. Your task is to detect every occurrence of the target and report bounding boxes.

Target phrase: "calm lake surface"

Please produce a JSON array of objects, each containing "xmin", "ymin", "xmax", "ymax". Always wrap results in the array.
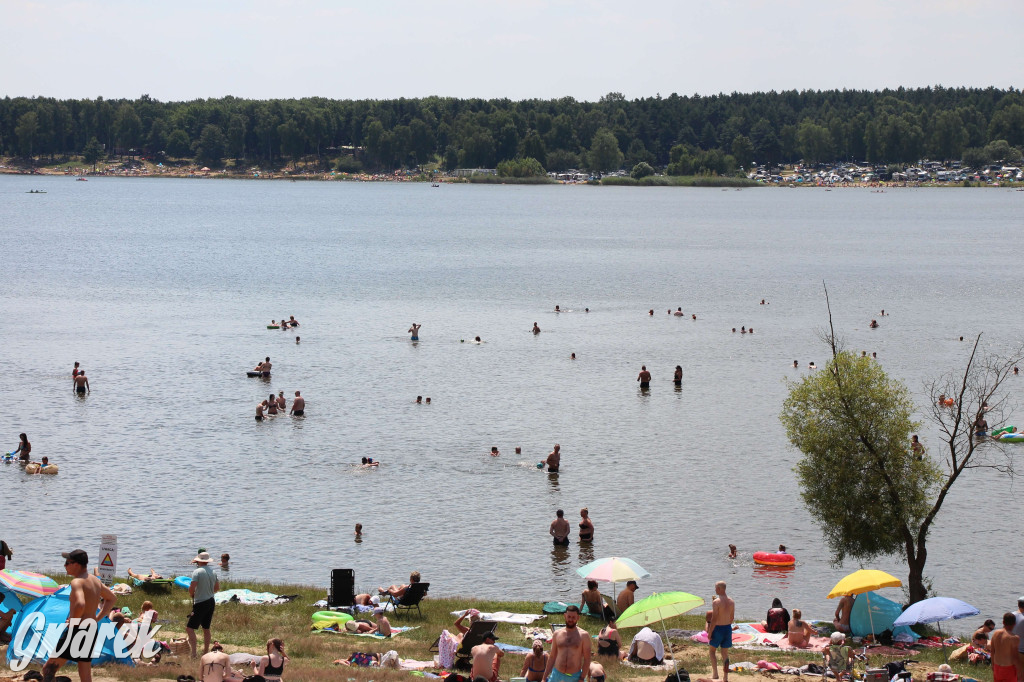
[{"xmin": 2, "ymin": 175, "xmax": 1022, "ymax": 626}]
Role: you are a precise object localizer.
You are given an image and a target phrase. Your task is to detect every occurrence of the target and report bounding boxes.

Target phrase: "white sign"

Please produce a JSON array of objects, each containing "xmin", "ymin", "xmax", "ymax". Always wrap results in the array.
[{"xmin": 97, "ymin": 535, "xmax": 117, "ymax": 585}]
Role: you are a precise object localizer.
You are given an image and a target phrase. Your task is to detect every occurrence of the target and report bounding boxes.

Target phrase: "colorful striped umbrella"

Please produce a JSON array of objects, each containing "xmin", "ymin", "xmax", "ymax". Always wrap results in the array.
[
  {"xmin": 576, "ymin": 557, "xmax": 650, "ymax": 584},
  {"xmin": 0, "ymin": 570, "xmax": 60, "ymax": 597}
]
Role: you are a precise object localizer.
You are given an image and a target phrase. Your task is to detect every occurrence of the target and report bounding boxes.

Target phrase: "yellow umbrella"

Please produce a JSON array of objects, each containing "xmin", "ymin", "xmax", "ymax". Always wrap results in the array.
[
  {"xmin": 827, "ymin": 569, "xmax": 902, "ymax": 639},
  {"xmin": 827, "ymin": 570, "xmax": 901, "ymax": 599}
]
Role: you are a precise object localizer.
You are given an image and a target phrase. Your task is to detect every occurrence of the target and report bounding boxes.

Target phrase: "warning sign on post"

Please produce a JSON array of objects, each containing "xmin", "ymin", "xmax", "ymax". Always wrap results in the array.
[{"xmin": 97, "ymin": 535, "xmax": 117, "ymax": 585}]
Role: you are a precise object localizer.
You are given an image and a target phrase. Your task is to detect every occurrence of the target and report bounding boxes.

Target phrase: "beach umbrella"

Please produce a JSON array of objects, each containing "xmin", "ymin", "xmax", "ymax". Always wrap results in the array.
[
  {"xmin": 617, "ymin": 592, "xmax": 704, "ymax": 682},
  {"xmin": 576, "ymin": 557, "xmax": 650, "ymax": 607},
  {"xmin": 827, "ymin": 569, "xmax": 901, "ymax": 641},
  {"xmin": 0, "ymin": 570, "xmax": 59, "ymax": 598},
  {"xmin": 893, "ymin": 596, "xmax": 979, "ymax": 661},
  {"xmin": 0, "ymin": 585, "xmax": 22, "ymax": 615}
]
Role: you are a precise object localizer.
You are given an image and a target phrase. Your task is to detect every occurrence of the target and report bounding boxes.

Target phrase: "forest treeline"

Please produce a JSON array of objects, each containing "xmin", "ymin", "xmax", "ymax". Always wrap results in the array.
[{"xmin": 2, "ymin": 87, "xmax": 1023, "ymax": 174}]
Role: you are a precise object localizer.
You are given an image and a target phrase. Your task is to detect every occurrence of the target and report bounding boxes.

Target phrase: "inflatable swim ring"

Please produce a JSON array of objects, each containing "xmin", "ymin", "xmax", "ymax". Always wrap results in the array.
[
  {"xmin": 943, "ymin": 399, "xmax": 954, "ymax": 407},
  {"xmin": 752, "ymin": 551, "xmax": 795, "ymax": 567},
  {"xmin": 267, "ymin": 325, "xmax": 280, "ymax": 330},
  {"xmin": 992, "ymin": 426, "xmax": 1016, "ymax": 437},
  {"xmin": 246, "ymin": 371, "xmax": 262, "ymax": 377},
  {"xmin": 174, "ymin": 576, "xmax": 192, "ymax": 589},
  {"xmin": 999, "ymin": 433, "xmax": 1024, "ymax": 443},
  {"xmin": 311, "ymin": 611, "xmax": 353, "ymax": 625},
  {"xmin": 25, "ymin": 463, "xmax": 58, "ymax": 475}
]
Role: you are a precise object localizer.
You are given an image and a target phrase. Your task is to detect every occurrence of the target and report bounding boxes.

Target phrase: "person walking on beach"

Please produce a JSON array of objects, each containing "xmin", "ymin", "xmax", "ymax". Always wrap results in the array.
[
  {"xmin": 409, "ymin": 323, "xmax": 421, "ymax": 341},
  {"xmin": 543, "ymin": 605, "xmax": 591, "ymax": 682},
  {"xmin": 74, "ymin": 371, "xmax": 90, "ymax": 393},
  {"xmin": 550, "ymin": 509, "xmax": 570, "ymax": 546},
  {"xmin": 42, "ymin": 549, "xmax": 116, "ymax": 682},
  {"xmin": 708, "ymin": 581, "xmax": 735, "ymax": 682},
  {"xmin": 187, "ymin": 551, "xmax": 220, "ymax": 659},
  {"xmin": 290, "ymin": 391, "xmax": 304, "ymax": 415},
  {"xmin": 637, "ymin": 366, "xmax": 651, "ymax": 390},
  {"xmin": 546, "ymin": 444, "xmax": 561, "ymax": 473},
  {"xmin": 990, "ymin": 612, "xmax": 1019, "ymax": 682}
]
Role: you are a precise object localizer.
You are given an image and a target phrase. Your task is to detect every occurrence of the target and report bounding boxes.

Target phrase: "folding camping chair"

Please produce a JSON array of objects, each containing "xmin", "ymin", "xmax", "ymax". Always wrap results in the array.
[{"xmin": 384, "ymin": 582, "xmax": 429, "ymax": 617}]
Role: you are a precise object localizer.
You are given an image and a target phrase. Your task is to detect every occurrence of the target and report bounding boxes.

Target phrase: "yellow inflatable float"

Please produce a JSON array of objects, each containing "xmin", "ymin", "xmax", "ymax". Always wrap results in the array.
[{"xmin": 25, "ymin": 463, "xmax": 58, "ymax": 475}]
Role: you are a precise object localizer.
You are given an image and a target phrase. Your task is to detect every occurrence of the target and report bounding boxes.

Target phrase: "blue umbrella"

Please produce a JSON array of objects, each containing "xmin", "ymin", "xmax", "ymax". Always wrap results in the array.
[
  {"xmin": 893, "ymin": 597, "xmax": 979, "ymax": 661},
  {"xmin": 0, "ymin": 585, "xmax": 24, "ymax": 637}
]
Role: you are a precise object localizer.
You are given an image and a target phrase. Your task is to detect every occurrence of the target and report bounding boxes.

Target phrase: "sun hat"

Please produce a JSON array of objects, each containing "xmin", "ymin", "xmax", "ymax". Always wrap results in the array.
[
  {"xmin": 193, "ymin": 551, "xmax": 212, "ymax": 563},
  {"xmin": 345, "ymin": 620, "xmax": 359, "ymax": 632}
]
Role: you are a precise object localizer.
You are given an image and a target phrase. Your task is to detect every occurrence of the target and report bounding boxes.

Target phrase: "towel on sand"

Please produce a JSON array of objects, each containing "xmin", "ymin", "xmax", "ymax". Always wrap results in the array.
[
  {"xmin": 452, "ymin": 610, "xmax": 544, "ymax": 625},
  {"xmin": 775, "ymin": 636, "xmax": 832, "ymax": 652},
  {"xmin": 343, "ymin": 626, "xmax": 419, "ymax": 638}
]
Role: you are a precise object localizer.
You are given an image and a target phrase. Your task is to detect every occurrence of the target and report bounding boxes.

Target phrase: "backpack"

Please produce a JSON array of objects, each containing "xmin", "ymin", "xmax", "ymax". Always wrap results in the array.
[{"xmin": 665, "ymin": 670, "xmax": 690, "ymax": 682}]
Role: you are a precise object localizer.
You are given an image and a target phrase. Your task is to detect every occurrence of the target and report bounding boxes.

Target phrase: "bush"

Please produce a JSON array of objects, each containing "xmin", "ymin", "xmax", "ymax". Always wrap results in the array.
[
  {"xmin": 335, "ymin": 155, "xmax": 363, "ymax": 173},
  {"xmin": 630, "ymin": 162, "xmax": 655, "ymax": 179},
  {"xmin": 497, "ymin": 157, "xmax": 546, "ymax": 178}
]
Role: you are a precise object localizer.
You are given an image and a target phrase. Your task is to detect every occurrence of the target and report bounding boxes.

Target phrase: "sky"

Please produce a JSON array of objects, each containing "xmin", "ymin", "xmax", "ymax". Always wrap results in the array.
[{"xmin": 3, "ymin": 0, "xmax": 1023, "ymax": 102}]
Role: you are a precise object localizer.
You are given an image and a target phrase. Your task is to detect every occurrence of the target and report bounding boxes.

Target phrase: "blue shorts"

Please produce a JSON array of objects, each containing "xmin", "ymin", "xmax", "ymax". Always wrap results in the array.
[
  {"xmin": 709, "ymin": 625, "xmax": 733, "ymax": 648},
  {"xmin": 548, "ymin": 668, "xmax": 583, "ymax": 682}
]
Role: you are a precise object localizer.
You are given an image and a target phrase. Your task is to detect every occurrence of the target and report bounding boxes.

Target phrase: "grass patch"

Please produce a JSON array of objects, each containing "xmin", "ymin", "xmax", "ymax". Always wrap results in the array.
[
  {"xmin": 6, "ymin": 576, "xmax": 990, "ymax": 682},
  {"xmin": 600, "ymin": 175, "xmax": 758, "ymax": 187}
]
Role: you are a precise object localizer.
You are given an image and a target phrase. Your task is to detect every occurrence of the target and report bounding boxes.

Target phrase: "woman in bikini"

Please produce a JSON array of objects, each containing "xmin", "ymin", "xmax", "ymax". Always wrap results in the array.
[
  {"xmin": 578, "ymin": 508, "xmax": 594, "ymax": 542},
  {"xmin": 254, "ymin": 638, "xmax": 288, "ymax": 682},
  {"xmin": 596, "ymin": 618, "xmax": 622, "ymax": 657},
  {"xmin": 521, "ymin": 640, "xmax": 548, "ymax": 681},
  {"xmin": 581, "ymin": 580, "xmax": 614, "ymax": 621},
  {"xmin": 786, "ymin": 608, "xmax": 814, "ymax": 648}
]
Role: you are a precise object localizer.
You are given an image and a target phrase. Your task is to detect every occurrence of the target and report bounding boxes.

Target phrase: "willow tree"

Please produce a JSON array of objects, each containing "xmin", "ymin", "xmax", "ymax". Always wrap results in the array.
[{"xmin": 781, "ymin": 300, "xmax": 1021, "ymax": 603}]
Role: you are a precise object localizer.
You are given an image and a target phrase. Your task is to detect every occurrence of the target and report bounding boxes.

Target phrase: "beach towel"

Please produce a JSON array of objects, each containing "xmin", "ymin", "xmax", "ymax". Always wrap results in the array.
[
  {"xmin": 521, "ymin": 626, "xmax": 554, "ymax": 642},
  {"xmin": 541, "ymin": 602, "xmax": 601, "ymax": 617},
  {"xmin": 229, "ymin": 652, "xmax": 262, "ymax": 665},
  {"xmin": 341, "ymin": 626, "xmax": 419, "ymax": 638},
  {"xmin": 213, "ymin": 589, "xmax": 285, "ymax": 605},
  {"xmin": 496, "ymin": 643, "xmax": 532, "ymax": 654},
  {"xmin": 452, "ymin": 610, "xmax": 544, "ymax": 625},
  {"xmin": 775, "ymin": 635, "xmax": 832, "ymax": 652},
  {"xmin": 401, "ymin": 658, "xmax": 438, "ymax": 671}
]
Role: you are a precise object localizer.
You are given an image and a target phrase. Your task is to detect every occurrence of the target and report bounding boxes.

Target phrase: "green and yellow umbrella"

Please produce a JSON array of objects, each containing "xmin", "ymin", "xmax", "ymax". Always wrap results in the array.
[{"xmin": 617, "ymin": 592, "xmax": 704, "ymax": 682}]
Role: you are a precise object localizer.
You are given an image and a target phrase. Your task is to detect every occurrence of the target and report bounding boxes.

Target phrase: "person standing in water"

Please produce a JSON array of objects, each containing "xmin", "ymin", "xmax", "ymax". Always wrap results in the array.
[
  {"xmin": 408, "ymin": 323, "xmax": 421, "ymax": 341},
  {"xmin": 637, "ymin": 366, "xmax": 651, "ymax": 390},
  {"xmin": 546, "ymin": 444, "xmax": 561, "ymax": 473},
  {"xmin": 578, "ymin": 508, "xmax": 594, "ymax": 542},
  {"xmin": 74, "ymin": 371, "xmax": 90, "ymax": 393},
  {"xmin": 674, "ymin": 366, "xmax": 683, "ymax": 387},
  {"xmin": 550, "ymin": 510, "xmax": 570, "ymax": 545},
  {"xmin": 13, "ymin": 433, "xmax": 31, "ymax": 462},
  {"xmin": 290, "ymin": 391, "xmax": 305, "ymax": 416}
]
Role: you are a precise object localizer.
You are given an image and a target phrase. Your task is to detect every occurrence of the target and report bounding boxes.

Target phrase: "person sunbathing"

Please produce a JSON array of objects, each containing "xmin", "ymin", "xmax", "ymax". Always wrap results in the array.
[
  {"xmin": 786, "ymin": 608, "xmax": 814, "ymax": 647},
  {"xmin": 127, "ymin": 568, "xmax": 164, "ymax": 582},
  {"xmin": 201, "ymin": 642, "xmax": 244, "ymax": 682},
  {"xmin": 378, "ymin": 570, "xmax": 420, "ymax": 600},
  {"xmin": 335, "ymin": 651, "xmax": 380, "ymax": 667}
]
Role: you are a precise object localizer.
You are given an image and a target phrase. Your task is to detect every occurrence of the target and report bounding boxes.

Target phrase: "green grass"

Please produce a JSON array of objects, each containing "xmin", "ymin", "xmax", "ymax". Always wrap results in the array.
[{"xmin": 11, "ymin": 578, "xmax": 993, "ymax": 682}]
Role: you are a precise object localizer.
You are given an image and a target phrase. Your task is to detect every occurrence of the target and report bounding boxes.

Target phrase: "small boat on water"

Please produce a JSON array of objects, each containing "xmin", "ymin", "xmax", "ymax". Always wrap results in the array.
[
  {"xmin": 27, "ymin": 190, "xmax": 46, "ymax": 194},
  {"xmin": 76, "ymin": 177, "xmax": 88, "ymax": 182},
  {"xmin": 431, "ymin": 183, "xmax": 440, "ymax": 187}
]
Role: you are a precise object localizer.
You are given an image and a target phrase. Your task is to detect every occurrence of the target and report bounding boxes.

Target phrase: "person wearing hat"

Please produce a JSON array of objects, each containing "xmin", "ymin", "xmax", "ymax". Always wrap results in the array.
[
  {"xmin": 471, "ymin": 630, "xmax": 503, "ymax": 682},
  {"xmin": 42, "ymin": 549, "xmax": 117, "ymax": 682},
  {"xmin": 369, "ymin": 607, "xmax": 392, "ymax": 636},
  {"xmin": 186, "ymin": 551, "xmax": 220, "ymax": 659}
]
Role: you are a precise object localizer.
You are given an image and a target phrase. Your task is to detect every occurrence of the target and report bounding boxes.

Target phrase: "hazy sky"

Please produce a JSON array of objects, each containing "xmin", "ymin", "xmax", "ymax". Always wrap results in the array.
[{"xmin": 4, "ymin": 0, "xmax": 1022, "ymax": 102}]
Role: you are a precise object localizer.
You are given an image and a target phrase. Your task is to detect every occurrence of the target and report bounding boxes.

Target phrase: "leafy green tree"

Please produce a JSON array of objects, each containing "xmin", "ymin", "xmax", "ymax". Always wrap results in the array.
[
  {"xmin": 113, "ymin": 103, "xmax": 142, "ymax": 155},
  {"xmin": 782, "ymin": 302, "xmax": 1023, "ymax": 603},
  {"xmin": 625, "ymin": 139, "xmax": 654, "ymax": 169},
  {"xmin": 496, "ymin": 157, "xmax": 545, "ymax": 177},
  {"xmin": 146, "ymin": 118, "xmax": 167, "ymax": 155},
  {"xmin": 518, "ymin": 132, "xmax": 546, "ymax": 168},
  {"xmin": 630, "ymin": 161, "xmax": 654, "ymax": 179},
  {"xmin": 165, "ymin": 129, "xmax": 191, "ymax": 158},
  {"xmin": 15, "ymin": 111, "xmax": 39, "ymax": 157},
  {"xmin": 587, "ymin": 128, "xmax": 623, "ymax": 172},
  {"xmin": 226, "ymin": 114, "xmax": 247, "ymax": 160},
  {"xmin": 495, "ymin": 123, "xmax": 520, "ymax": 164},
  {"xmin": 797, "ymin": 119, "xmax": 834, "ymax": 164},
  {"xmin": 443, "ymin": 145, "xmax": 460, "ymax": 171},
  {"xmin": 750, "ymin": 118, "xmax": 780, "ymax": 164},
  {"xmin": 988, "ymin": 105, "xmax": 1024, "ymax": 147},
  {"xmin": 730, "ymin": 135, "xmax": 754, "ymax": 169},
  {"xmin": 194, "ymin": 124, "xmax": 227, "ymax": 166},
  {"xmin": 409, "ymin": 118, "xmax": 435, "ymax": 166},
  {"xmin": 666, "ymin": 144, "xmax": 694, "ymax": 176},
  {"xmin": 461, "ymin": 130, "xmax": 495, "ymax": 168},
  {"xmin": 278, "ymin": 118, "xmax": 304, "ymax": 167},
  {"xmin": 82, "ymin": 136, "xmax": 104, "ymax": 170},
  {"xmin": 960, "ymin": 146, "xmax": 989, "ymax": 169},
  {"xmin": 930, "ymin": 110, "xmax": 967, "ymax": 160},
  {"xmin": 545, "ymin": 149, "xmax": 578, "ymax": 172},
  {"xmin": 699, "ymin": 122, "xmax": 718, "ymax": 150},
  {"xmin": 334, "ymin": 155, "xmax": 362, "ymax": 173},
  {"xmin": 983, "ymin": 139, "xmax": 1022, "ymax": 164}
]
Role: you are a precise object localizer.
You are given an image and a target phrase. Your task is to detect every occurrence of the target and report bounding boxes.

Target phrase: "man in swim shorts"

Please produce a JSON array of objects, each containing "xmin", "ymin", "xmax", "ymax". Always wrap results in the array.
[
  {"xmin": 290, "ymin": 391, "xmax": 304, "ymax": 416},
  {"xmin": 637, "ymin": 365, "xmax": 651, "ymax": 390},
  {"xmin": 989, "ymin": 612, "xmax": 1019, "ymax": 682},
  {"xmin": 708, "ymin": 580, "xmax": 735, "ymax": 682},
  {"xmin": 42, "ymin": 549, "xmax": 117, "ymax": 682},
  {"xmin": 409, "ymin": 323, "xmax": 421, "ymax": 341},
  {"xmin": 74, "ymin": 371, "xmax": 90, "ymax": 393},
  {"xmin": 550, "ymin": 509, "xmax": 570, "ymax": 545},
  {"xmin": 546, "ymin": 444, "xmax": 561, "ymax": 473},
  {"xmin": 543, "ymin": 605, "xmax": 590, "ymax": 682},
  {"xmin": 471, "ymin": 631, "xmax": 503, "ymax": 682},
  {"xmin": 261, "ymin": 357, "xmax": 272, "ymax": 377}
]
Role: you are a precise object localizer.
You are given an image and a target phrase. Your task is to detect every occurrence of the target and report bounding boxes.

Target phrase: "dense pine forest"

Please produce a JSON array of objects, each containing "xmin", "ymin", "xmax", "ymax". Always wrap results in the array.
[{"xmin": 2, "ymin": 87, "xmax": 1022, "ymax": 174}]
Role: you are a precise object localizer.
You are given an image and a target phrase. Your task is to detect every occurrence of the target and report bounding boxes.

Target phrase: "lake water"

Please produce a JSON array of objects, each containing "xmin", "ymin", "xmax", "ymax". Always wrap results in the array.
[{"xmin": 2, "ymin": 175, "xmax": 1022, "ymax": 628}]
